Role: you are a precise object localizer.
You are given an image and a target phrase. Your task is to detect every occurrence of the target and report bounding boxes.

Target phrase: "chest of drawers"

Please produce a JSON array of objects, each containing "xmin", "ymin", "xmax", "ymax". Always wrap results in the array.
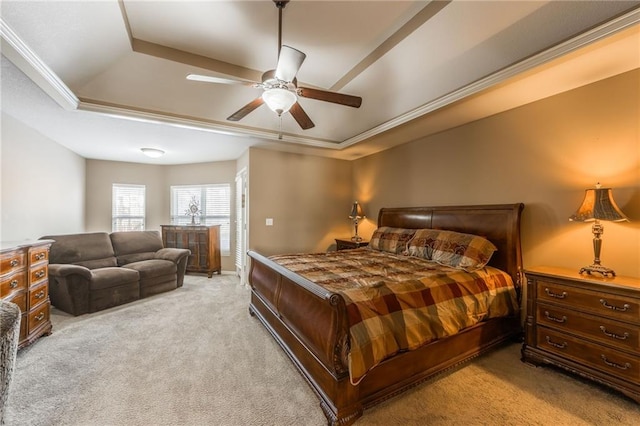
[
  {"xmin": 161, "ymin": 225, "xmax": 221, "ymax": 277},
  {"xmin": 1, "ymin": 240, "xmax": 53, "ymax": 348},
  {"xmin": 522, "ymin": 266, "xmax": 640, "ymax": 403}
]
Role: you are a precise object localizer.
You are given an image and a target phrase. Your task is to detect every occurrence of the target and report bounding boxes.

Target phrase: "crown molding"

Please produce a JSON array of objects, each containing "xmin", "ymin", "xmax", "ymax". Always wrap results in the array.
[
  {"xmin": 339, "ymin": 6, "xmax": 640, "ymax": 149},
  {"xmin": 77, "ymin": 99, "xmax": 341, "ymax": 150},
  {"xmin": 0, "ymin": 18, "xmax": 78, "ymax": 110}
]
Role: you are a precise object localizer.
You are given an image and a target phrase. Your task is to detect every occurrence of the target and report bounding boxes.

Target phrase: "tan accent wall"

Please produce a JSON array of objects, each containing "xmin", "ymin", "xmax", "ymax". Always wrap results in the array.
[
  {"xmin": 353, "ymin": 69, "xmax": 639, "ymax": 277},
  {"xmin": 247, "ymin": 148, "xmax": 353, "ymax": 255}
]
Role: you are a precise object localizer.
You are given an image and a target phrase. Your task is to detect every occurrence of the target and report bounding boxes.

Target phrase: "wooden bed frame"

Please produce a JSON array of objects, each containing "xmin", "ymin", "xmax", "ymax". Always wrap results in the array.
[{"xmin": 248, "ymin": 203, "xmax": 524, "ymax": 425}]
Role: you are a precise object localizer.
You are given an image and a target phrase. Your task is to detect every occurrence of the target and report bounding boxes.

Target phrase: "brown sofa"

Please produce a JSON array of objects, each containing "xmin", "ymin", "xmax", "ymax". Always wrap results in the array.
[{"xmin": 40, "ymin": 231, "xmax": 191, "ymax": 316}]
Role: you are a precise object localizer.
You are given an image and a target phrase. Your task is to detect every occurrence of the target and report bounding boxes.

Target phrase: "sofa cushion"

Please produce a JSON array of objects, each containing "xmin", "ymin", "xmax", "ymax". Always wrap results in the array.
[
  {"xmin": 42, "ymin": 233, "xmax": 117, "ymax": 269},
  {"xmin": 123, "ymin": 259, "xmax": 176, "ymax": 279},
  {"xmin": 110, "ymin": 231, "xmax": 164, "ymax": 266},
  {"xmin": 89, "ymin": 267, "xmax": 139, "ymax": 291}
]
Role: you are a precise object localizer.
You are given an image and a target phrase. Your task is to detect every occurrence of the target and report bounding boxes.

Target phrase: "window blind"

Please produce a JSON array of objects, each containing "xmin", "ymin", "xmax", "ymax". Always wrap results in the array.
[
  {"xmin": 112, "ymin": 184, "xmax": 145, "ymax": 232},
  {"xmin": 170, "ymin": 184, "xmax": 231, "ymax": 255}
]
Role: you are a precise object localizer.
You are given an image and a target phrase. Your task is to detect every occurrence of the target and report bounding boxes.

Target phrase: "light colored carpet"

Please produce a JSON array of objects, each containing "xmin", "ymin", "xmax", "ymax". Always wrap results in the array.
[{"xmin": 4, "ymin": 274, "xmax": 639, "ymax": 425}]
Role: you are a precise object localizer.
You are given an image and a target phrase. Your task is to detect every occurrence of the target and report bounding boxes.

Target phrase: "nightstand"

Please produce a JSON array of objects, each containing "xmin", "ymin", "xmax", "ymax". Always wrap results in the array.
[
  {"xmin": 522, "ymin": 266, "xmax": 640, "ymax": 403},
  {"xmin": 335, "ymin": 238, "xmax": 369, "ymax": 251}
]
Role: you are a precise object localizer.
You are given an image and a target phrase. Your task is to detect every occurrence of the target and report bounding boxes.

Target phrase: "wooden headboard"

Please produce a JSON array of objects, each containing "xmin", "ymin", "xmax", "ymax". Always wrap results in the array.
[{"xmin": 377, "ymin": 203, "xmax": 524, "ymax": 289}]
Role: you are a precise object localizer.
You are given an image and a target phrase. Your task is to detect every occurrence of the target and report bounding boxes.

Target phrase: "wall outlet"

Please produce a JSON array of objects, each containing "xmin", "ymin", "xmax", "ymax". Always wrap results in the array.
[{"xmin": 265, "ymin": 218, "xmax": 274, "ymax": 226}]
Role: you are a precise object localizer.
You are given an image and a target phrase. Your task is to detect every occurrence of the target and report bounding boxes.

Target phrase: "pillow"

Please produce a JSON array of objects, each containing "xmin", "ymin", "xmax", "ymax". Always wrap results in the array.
[
  {"xmin": 369, "ymin": 227, "xmax": 416, "ymax": 254},
  {"xmin": 406, "ymin": 229, "xmax": 497, "ymax": 271}
]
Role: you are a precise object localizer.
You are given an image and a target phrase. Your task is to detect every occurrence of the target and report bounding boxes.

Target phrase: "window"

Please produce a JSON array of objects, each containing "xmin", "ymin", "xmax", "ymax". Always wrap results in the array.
[
  {"xmin": 170, "ymin": 184, "xmax": 231, "ymax": 255},
  {"xmin": 112, "ymin": 184, "xmax": 145, "ymax": 232}
]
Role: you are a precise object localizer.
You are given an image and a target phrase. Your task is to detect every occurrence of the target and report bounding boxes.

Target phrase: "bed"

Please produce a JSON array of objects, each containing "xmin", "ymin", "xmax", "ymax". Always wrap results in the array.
[{"xmin": 247, "ymin": 203, "xmax": 524, "ymax": 425}]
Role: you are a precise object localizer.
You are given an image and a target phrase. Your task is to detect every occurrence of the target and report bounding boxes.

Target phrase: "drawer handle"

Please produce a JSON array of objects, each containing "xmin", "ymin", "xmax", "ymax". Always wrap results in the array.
[
  {"xmin": 545, "ymin": 336, "xmax": 567, "ymax": 349},
  {"xmin": 10, "ymin": 279, "xmax": 19, "ymax": 288},
  {"xmin": 10, "ymin": 259, "xmax": 19, "ymax": 267},
  {"xmin": 35, "ymin": 253, "xmax": 46, "ymax": 260},
  {"xmin": 544, "ymin": 311, "xmax": 567, "ymax": 323},
  {"xmin": 34, "ymin": 290, "xmax": 46, "ymax": 299},
  {"xmin": 601, "ymin": 355, "xmax": 631, "ymax": 371},
  {"xmin": 34, "ymin": 312, "xmax": 45, "ymax": 322},
  {"xmin": 35, "ymin": 270, "xmax": 46, "ymax": 279},
  {"xmin": 599, "ymin": 326, "xmax": 629, "ymax": 341},
  {"xmin": 599, "ymin": 299, "xmax": 630, "ymax": 312},
  {"xmin": 545, "ymin": 288, "xmax": 567, "ymax": 299}
]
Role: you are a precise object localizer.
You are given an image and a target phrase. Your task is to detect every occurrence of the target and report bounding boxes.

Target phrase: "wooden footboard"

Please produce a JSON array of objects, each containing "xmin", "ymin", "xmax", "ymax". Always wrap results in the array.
[
  {"xmin": 248, "ymin": 250, "xmax": 362, "ymax": 424},
  {"xmin": 248, "ymin": 204, "xmax": 524, "ymax": 425}
]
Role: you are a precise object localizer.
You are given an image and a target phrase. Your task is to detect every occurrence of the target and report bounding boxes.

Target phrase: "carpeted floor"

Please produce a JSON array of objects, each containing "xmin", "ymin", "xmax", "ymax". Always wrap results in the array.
[{"xmin": 4, "ymin": 274, "xmax": 640, "ymax": 425}]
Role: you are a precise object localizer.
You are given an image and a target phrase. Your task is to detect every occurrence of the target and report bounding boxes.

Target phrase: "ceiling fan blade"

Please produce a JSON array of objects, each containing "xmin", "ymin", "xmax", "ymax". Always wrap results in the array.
[
  {"xmin": 227, "ymin": 97, "xmax": 264, "ymax": 122},
  {"xmin": 298, "ymin": 87, "xmax": 362, "ymax": 108},
  {"xmin": 187, "ymin": 74, "xmax": 256, "ymax": 86},
  {"xmin": 289, "ymin": 102, "xmax": 315, "ymax": 130},
  {"xmin": 274, "ymin": 45, "xmax": 306, "ymax": 82}
]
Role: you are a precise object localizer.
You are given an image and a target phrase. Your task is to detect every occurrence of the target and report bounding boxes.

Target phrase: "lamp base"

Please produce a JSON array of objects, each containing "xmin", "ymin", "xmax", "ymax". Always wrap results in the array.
[
  {"xmin": 579, "ymin": 264, "xmax": 616, "ymax": 277},
  {"xmin": 351, "ymin": 236, "xmax": 363, "ymax": 242}
]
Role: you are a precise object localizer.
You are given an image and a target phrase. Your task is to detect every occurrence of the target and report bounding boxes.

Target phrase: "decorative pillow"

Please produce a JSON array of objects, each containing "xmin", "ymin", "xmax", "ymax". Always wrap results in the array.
[
  {"xmin": 369, "ymin": 227, "xmax": 416, "ymax": 254},
  {"xmin": 407, "ymin": 229, "xmax": 497, "ymax": 271}
]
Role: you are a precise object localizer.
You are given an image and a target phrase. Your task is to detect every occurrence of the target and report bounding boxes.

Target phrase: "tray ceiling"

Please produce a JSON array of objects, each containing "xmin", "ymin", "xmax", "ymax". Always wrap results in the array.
[{"xmin": 1, "ymin": 1, "xmax": 639, "ymax": 164}]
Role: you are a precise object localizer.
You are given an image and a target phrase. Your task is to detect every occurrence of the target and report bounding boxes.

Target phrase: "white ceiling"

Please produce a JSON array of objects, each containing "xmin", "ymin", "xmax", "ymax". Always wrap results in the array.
[{"xmin": 1, "ymin": 1, "xmax": 639, "ymax": 165}]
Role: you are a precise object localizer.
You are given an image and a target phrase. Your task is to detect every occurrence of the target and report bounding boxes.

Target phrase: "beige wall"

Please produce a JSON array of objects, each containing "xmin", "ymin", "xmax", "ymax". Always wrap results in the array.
[
  {"xmin": 1, "ymin": 113, "xmax": 85, "ymax": 241},
  {"xmin": 353, "ymin": 69, "xmax": 640, "ymax": 277},
  {"xmin": 247, "ymin": 148, "xmax": 353, "ymax": 255},
  {"xmin": 85, "ymin": 159, "xmax": 237, "ymax": 271}
]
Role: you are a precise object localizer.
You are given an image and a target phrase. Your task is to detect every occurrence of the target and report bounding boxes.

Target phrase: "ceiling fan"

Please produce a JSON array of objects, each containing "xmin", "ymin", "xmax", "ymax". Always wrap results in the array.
[{"xmin": 186, "ymin": 0, "xmax": 362, "ymax": 130}]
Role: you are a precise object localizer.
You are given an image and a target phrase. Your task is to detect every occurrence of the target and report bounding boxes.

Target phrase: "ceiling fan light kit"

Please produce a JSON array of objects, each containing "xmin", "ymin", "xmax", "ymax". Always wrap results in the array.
[
  {"xmin": 186, "ymin": 0, "xmax": 362, "ymax": 131},
  {"xmin": 262, "ymin": 87, "xmax": 297, "ymax": 116}
]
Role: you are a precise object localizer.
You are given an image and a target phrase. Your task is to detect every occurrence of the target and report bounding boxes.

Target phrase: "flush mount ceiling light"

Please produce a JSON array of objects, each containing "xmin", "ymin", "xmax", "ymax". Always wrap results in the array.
[{"xmin": 140, "ymin": 148, "xmax": 165, "ymax": 158}]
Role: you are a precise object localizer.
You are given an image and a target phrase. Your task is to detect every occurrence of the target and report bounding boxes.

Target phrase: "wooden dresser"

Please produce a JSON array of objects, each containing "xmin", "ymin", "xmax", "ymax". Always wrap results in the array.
[
  {"xmin": 522, "ymin": 266, "xmax": 640, "ymax": 403},
  {"xmin": 161, "ymin": 225, "xmax": 221, "ymax": 278},
  {"xmin": 1, "ymin": 240, "xmax": 53, "ymax": 348}
]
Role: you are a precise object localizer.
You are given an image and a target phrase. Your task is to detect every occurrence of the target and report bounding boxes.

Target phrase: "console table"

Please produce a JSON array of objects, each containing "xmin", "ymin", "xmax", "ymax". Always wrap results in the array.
[{"xmin": 161, "ymin": 225, "xmax": 221, "ymax": 278}]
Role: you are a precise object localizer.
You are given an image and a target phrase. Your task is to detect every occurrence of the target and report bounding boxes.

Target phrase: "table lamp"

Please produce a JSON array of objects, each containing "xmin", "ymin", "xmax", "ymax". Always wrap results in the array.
[
  {"xmin": 349, "ymin": 201, "xmax": 365, "ymax": 241},
  {"xmin": 569, "ymin": 183, "xmax": 629, "ymax": 277}
]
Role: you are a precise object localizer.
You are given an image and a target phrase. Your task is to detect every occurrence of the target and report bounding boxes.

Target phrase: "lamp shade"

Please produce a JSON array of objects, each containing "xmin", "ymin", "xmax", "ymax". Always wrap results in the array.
[
  {"xmin": 569, "ymin": 185, "xmax": 629, "ymax": 223},
  {"xmin": 349, "ymin": 201, "xmax": 364, "ymax": 219},
  {"xmin": 262, "ymin": 88, "xmax": 297, "ymax": 116}
]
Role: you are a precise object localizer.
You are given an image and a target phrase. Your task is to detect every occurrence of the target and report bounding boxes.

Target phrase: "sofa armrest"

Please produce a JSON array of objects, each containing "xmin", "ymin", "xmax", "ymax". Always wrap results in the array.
[
  {"xmin": 48, "ymin": 263, "xmax": 92, "ymax": 280},
  {"xmin": 47, "ymin": 264, "xmax": 92, "ymax": 316},
  {"xmin": 155, "ymin": 248, "xmax": 191, "ymax": 263},
  {"xmin": 155, "ymin": 248, "xmax": 191, "ymax": 288}
]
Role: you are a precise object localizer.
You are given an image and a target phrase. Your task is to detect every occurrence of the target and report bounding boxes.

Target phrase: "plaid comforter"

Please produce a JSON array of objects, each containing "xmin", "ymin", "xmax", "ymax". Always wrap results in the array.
[{"xmin": 269, "ymin": 248, "xmax": 519, "ymax": 384}]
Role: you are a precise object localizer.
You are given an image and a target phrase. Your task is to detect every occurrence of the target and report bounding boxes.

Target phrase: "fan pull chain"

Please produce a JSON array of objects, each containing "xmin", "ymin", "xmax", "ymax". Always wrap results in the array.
[{"xmin": 278, "ymin": 115, "xmax": 283, "ymax": 140}]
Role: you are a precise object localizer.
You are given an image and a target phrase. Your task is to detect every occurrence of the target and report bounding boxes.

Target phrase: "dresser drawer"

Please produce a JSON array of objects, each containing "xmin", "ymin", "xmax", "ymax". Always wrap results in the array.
[
  {"xmin": 29, "ymin": 281, "xmax": 49, "ymax": 309},
  {"xmin": 1, "ymin": 250, "xmax": 27, "ymax": 275},
  {"xmin": 30, "ymin": 247, "xmax": 49, "ymax": 264},
  {"xmin": 537, "ymin": 327, "xmax": 639, "ymax": 385},
  {"xmin": 28, "ymin": 302, "xmax": 50, "ymax": 334},
  {"xmin": 4, "ymin": 291, "xmax": 27, "ymax": 312},
  {"xmin": 537, "ymin": 303, "xmax": 639, "ymax": 353},
  {"xmin": 29, "ymin": 265, "xmax": 48, "ymax": 286},
  {"xmin": 1, "ymin": 270, "xmax": 27, "ymax": 297},
  {"xmin": 537, "ymin": 280, "xmax": 639, "ymax": 324}
]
